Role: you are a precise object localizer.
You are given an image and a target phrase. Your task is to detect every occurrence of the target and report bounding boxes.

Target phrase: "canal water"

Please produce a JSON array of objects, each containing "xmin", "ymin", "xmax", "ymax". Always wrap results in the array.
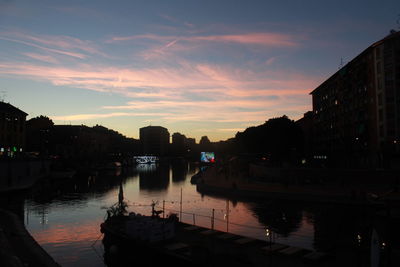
[{"xmin": 21, "ymin": 161, "xmax": 391, "ymax": 266}]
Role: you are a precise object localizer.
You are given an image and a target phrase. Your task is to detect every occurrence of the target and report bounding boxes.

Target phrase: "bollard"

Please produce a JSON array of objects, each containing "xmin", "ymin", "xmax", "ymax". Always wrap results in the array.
[
  {"xmin": 180, "ymin": 188, "xmax": 182, "ymax": 222},
  {"xmin": 226, "ymin": 200, "xmax": 229, "ymax": 232},
  {"xmin": 162, "ymin": 200, "xmax": 165, "ymax": 219},
  {"xmin": 211, "ymin": 209, "xmax": 215, "ymax": 230}
]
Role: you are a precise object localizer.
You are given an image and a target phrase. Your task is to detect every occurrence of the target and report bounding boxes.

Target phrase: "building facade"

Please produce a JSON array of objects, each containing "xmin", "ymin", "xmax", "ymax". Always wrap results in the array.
[
  {"xmin": 310, "ymin": 31, "xmax": 400, "ymax": 167},
  {"xmin": 171, "ymin": 132, "xmax": 187, "ymax": 156},
  {"xmin": 0, "ymin": 102, "xmax": 28, "ymax": 156},
  {"xmin": 139, "ymin": 126, "xmax": 170, "ymax": 156}
]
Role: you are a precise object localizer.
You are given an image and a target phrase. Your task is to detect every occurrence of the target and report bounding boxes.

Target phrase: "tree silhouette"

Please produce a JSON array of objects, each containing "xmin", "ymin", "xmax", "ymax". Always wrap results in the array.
[{"xmin": 235, "ymin": 116, "xmax": 303, "ymax": 164}]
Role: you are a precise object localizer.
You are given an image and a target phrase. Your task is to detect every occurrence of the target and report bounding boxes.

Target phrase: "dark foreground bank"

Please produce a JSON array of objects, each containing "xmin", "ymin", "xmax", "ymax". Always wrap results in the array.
[{"xmin": 0, "ymin": 208, "xmax": 60, "ymax": 267}]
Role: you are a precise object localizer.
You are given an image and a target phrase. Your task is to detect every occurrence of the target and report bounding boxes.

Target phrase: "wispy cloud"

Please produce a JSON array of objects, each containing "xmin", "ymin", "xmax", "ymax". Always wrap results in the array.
[
  {"xmin": 0, "ymin": 36, "xmax": 87, "ymax": 59},
  {"xmin": 109, "ymin": 32, "xmax": 299, "ymax": 47},
  {"xmin": 22, "ymin": 52, "xmax": 59, "ymax": 64},
  {"xmin": 0, "ymin": 26, "xmax": 316, "ymax": 138},
  {"xmin": 0, "ymin": 30, "xmax": 106, "ymax": 59},
  {"xmin": 216, "ymin": 128, "xmax": 245, "ymax": 132},
  {"xmin": 50, "ymin": 112, "xmax": 173, "ymax": 121},
  {"xmin": 193, "ymin": 33, "xmax": 298, "ymax": 47},
  {"xmin": 0, "ymin": 61, "xmax": 318, "ymax": 97},
  {"xmin": 0, "ymin": 58, "xmax": 318, "ymax": 124},
  {"xmin": 51, "ymin": 112, "xmax": 133, "ymax": 121}
]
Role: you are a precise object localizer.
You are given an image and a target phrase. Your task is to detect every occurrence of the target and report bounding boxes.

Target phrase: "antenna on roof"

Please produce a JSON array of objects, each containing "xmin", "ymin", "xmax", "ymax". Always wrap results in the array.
[
  {"xmin": 397, "ymin": 14, "xmax": 400, "ymax": 29},
  {"xmin": 0, "ymin": 90, "xmax": 6, "ymax": 102},
  {"xmin": 338, "ymin": 57, "xmax": 344, "ymax": 70},
  {"xmin": 0, "ymin": 90, "xmax": 7, "ymax": 102}
]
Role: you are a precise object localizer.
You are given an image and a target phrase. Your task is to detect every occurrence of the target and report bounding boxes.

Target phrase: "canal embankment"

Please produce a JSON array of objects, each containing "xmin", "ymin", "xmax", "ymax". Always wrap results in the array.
[
  {"xmin": 196, "ymin": 166, "xmax": 400, "ymax": 206},
  {"xmin": 0, "ymin": 159, "xmax": 50, "ymax": 193},
  {"xmin": 103, "ymin": 216, "xmax": 334, "ymax": 266},
  {"xmin": 0, "ymin": 209, "xmax": 61, "ymax": 267}
]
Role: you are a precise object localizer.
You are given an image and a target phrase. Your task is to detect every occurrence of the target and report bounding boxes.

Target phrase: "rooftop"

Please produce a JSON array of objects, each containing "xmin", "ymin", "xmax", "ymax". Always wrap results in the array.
[
  {"xmin": 0, "ymin": 101, "xmax": 28, "ymax": 116},
  {"xmin": 310, "ymin": 30, "xmax": 400, "ymax": 95}
]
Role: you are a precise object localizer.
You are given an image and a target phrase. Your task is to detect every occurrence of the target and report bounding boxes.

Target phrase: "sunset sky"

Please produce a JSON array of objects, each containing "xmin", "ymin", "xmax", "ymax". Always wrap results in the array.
[{"xmin": 0, "ymin": 0, "xmax": 398, "ymax": 141}]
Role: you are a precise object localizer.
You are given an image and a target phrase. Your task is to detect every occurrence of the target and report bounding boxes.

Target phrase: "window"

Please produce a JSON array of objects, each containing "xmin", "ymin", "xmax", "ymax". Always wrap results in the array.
[
  {"xmin": 375, "ymin": 47, "xmax": 381, "ymax": 58},
  {"xmin": 377, "ymin": 62, "xmax": 381, "ymax": 74},
  {"xmin": 377, "ymin": 77, "xmax": 382, "ymax": 90}
]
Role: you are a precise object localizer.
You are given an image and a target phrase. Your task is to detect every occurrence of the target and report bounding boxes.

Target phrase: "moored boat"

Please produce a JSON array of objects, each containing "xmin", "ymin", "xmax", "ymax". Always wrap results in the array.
[
  {"xmin": 100, "ymin": 208, "xmax": 194, "ymax": 266},
  {"xmin": 100, "ymin": 183, "xmax": 194, "ymax": 266},
  {"xmin": 50, "ymin": 168, "xmax": 76, "ymax": 179},
  {"xmin": 190, "ymin": 171, "xmax": 203, "ymax": 184}
]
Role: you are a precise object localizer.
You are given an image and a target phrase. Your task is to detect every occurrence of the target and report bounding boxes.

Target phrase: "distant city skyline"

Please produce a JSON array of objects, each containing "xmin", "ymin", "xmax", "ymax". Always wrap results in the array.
[{"xmin": 0, "ymin": 0, "xmax": 398, "ymax": 141}]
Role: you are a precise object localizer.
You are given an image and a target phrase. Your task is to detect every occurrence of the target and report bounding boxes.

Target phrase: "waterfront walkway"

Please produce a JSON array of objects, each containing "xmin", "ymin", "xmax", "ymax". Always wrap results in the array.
[
  {"xmin": 197, "ymin": 166, "xmax": 400, "ymax": 205},
  {"xmin": 0, "ymin": 209, "xmax": 60, "ymax": 267},
  {"xmin": 174, "ymin": 222, "xmax": 331, "ymax": 266},
  {"xmin": 126, "ymin": 221, "xmax": 375, "ymax": 267}
]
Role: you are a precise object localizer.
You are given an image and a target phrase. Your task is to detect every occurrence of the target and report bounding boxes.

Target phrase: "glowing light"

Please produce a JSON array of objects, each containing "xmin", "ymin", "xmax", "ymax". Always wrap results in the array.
[
  {"xmin": 134, "ymin": 156, "xmax": 158, "ymax": 164},
  {"xmin": 200, "ymin": 152, "xmax": 215, "ymax": 163},
  {"xmin": 265, "ymin": 228, "xmax": 270, "ymax": 237},
  {"xmin": 357, "ymin": 234, "xmax": 362, "ymax": 245}
]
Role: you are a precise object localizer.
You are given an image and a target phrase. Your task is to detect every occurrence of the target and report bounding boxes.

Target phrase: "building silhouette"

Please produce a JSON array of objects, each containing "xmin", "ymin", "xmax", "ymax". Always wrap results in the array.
[
  {"xmin": 295, "ymin": 111, "xmax": 314, "ymax": 161},
  {"xmin": 25, "ymin": 119, "xmax": 139, "ymax": 159},
  {"xmin": 0, "ymin": 101, "xmax": 27, "ymax": 156},
  {"xmin": 139, "ymin": 126, "xmax": 170, "ymax": 156},
  {"xmin": 171, "ymin": 132, "xmax": 187, "ymax": 156},
  {"xmin": 310, "ymin": 30, "xmax": 400, "ymax": 167},
  {"xmin": 26, "ymin": 115, "xmax": 53, "ymax": 155}
]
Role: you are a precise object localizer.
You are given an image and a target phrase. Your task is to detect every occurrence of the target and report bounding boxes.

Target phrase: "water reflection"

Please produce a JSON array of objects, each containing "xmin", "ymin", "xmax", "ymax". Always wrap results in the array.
[
  {"xmin": 310, "ymin": 205, "xmax": 372, "ymax": 251},
  {"xmin": 138, "ymin": 163, "xmax": 169, "ymax": 191},
  {"xmin": 251, "ymin": 201, "xmax": 303, "ymax": 237},
  {"xmin": 135, "ymin": 163, "xmax": 157, "ymax": 172},
  {"xmin": 171, "ymin": 161, "xmax": 188, "ymax": 183},
  {"xmin": 13, "ymin": 161, "xmax": 400, "ymax": 267}
]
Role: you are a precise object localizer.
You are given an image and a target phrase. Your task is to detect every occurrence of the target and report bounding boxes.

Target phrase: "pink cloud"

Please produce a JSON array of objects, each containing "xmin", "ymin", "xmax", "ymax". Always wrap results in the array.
[
  {"xmin": 50, "ymin": 112, "xmax": 173, "ymax": 122},
  {"xmin": 109, "ymin": 31, "xmax": 300, "ymax": 62},
  {"xmin": 109, "ymin": 32, "xmax": 298, "ymax": 47},
  {"xmin": 22, "ymin": 52, "xmax": 59, "ymax": 64},
  {"xmin": 265, "ymin": 57, "xmax": 276, "ymax": 65},
  {"xmin": 0, "ymin": 60, "xmax": 319, "ymax": 96},
  {"xmin": 0, "ymin": 59, "xmax": 319, "ymax": 126},
  {"xmin": 0, "ymin": 30, "xmax": 107, "ymax": 59},
  {"xmin": 193, "ymin": 33, "xmax": 297, "ymax": 47},
  {"xmin": 216, "ymin": 128, "xmax": 245, "ymax": 132},
  {"xmin": 0, "ymin": 36, "xmax": 87, "ymax": 59}
]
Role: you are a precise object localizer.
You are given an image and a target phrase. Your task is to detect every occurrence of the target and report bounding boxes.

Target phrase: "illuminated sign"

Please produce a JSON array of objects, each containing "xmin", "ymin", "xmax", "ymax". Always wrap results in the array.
[
  {"xmin": 200, "ymin": 152, "xmax": 215, "ymax": 163},
  {"xmin": 134, "ymin": 156, "xmax": 158, "ymax": 164}
]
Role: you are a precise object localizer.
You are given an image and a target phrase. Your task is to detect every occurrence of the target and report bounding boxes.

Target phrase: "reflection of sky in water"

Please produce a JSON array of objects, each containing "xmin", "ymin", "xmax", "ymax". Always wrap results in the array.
[{"xmin": 23, "ymin": 162, "xmax": 328, "ymax": 266}]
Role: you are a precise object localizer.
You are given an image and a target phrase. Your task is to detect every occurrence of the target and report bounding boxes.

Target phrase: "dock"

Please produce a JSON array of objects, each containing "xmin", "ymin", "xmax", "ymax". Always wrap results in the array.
[
  {"xmin": 103, "ymin": 219, "xmax": 335, "ymax": 267},
  {"xmin": 172, "ymin": 222, "xmax": 332, "ymax": 266}
]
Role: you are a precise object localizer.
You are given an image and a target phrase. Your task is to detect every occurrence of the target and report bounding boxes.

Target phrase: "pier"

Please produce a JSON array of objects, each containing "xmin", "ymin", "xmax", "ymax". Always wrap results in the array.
[{"xmin": 103, "ymin": 218, "xmax": 333, "ymax": 267}]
